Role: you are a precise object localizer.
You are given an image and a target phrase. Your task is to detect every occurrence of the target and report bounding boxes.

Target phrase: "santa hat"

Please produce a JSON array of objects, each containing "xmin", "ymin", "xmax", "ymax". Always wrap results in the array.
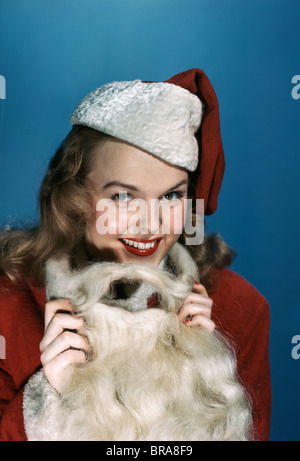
[
  {"xmin": 166, "ymin": 69, "xmax": 225, "ymax": 215},
  {"xmin": 70, "ymin": 68, "xmax": 225, "ymax": 215}
]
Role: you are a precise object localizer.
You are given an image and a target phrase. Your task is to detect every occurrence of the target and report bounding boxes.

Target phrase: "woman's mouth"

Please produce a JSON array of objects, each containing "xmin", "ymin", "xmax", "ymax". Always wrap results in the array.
[{"xmin": 119, "ymin": 237, "xmax": 162, "ymax": 257}]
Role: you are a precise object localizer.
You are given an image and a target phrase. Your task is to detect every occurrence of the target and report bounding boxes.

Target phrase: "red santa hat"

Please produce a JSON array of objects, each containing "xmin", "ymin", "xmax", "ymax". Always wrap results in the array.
[
  {"xmin": 70, "ymin": 68, "xmax": 225, "ymax": 215},
  {"xmin": 166, "ymin": 69, "xmax": 225, "ymax": 215}
]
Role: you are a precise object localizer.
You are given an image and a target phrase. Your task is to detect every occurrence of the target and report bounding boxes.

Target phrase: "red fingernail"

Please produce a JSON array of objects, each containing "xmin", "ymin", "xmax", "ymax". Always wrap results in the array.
[{"xmin": 184, "ymin": 316, "xmax": 193, "ymax": 324}]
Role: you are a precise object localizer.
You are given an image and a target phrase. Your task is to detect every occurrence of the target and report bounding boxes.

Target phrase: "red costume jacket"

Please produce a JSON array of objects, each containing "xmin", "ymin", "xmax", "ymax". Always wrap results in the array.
[{"xmin": 0, "ymin": 267, "xmax": 271, "ymax": 441}]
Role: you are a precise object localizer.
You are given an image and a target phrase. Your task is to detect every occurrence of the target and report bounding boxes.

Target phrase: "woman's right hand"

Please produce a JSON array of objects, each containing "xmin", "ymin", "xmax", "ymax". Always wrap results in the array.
[{"xmin": 39, "ymin": 299, "xmax": 90, "ymax": 393}]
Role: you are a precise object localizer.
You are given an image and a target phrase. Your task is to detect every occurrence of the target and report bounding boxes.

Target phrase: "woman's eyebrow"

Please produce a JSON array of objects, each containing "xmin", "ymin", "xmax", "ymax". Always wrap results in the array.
[
  {"xmin": 103, "ymin": 181, "xmax": 139, "ymax": 191},
  {"xmin": 102, "ymin": 179, "xmax": 188, "ymax": 192},
  {"xmin": 166, "ymin": 179, "xmax": 188, "ymax": 191}
]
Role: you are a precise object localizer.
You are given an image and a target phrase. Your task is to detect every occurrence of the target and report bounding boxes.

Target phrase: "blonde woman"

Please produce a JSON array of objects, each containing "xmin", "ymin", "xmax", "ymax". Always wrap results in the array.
[{"xmin": 0, "ymin": 69, "xmax": 271, "ymax": 441}]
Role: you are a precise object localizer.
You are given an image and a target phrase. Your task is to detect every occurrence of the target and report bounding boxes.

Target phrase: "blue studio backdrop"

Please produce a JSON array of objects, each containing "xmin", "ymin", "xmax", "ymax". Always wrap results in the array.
[{"xmin": 0, "ymin": 0, "xmax": 299, "ymax": 441}]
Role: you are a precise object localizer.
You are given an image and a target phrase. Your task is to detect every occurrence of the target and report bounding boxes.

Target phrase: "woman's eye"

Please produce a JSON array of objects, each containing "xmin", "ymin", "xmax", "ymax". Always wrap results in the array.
[
  {"xmin": 161, "ymin": 191, "xmax": 183, "ymax": 202},
  {"xmin": 112, "ymin": 192, "xmax": 131, "ymax": 202}
]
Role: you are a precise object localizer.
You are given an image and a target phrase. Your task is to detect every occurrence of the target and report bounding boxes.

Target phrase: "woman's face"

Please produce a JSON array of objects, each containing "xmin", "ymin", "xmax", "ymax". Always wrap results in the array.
[{"xmin": 85, "ymin": 138, "xmax": 189, "ymax": 265}]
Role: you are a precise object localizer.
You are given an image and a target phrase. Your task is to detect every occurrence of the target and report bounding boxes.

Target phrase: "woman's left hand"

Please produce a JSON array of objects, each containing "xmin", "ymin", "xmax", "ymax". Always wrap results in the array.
[{"xmin": 177, "ymin": 282, "xmax": 215, "ymax": 332}]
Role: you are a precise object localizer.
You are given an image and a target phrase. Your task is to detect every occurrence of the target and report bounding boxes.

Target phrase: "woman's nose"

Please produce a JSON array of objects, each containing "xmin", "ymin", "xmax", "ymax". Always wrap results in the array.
[{"xmin": 127, "ymin": 198, "xmax": 161, "ymax": 236}]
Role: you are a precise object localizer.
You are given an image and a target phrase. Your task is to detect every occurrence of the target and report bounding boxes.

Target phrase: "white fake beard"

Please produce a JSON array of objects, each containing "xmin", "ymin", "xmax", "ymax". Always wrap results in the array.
[{"xmin": 23, "ymin": 243, "xmax": 252, "ymax": 441}]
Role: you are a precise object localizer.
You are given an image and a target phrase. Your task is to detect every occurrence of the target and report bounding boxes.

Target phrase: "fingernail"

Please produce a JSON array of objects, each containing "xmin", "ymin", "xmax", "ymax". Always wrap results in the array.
[{"xmin": 183, "ymin": 316, "xmax": 193, "ymax": 324}]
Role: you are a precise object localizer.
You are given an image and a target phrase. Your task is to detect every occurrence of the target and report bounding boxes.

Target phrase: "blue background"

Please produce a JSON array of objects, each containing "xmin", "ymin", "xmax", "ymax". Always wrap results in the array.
[{"xmin": 0, "ymin": 0, "xmax": 299, "ymax": 441}]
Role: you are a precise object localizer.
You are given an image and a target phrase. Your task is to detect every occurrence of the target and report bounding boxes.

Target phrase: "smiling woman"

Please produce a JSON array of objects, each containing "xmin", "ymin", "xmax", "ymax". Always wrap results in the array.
[
  {"xmin": 0, "ymin": 69, "xmax": 271, "ymax": 441},
  {"xmin": 85, "ymin": 138, "xmax": 189, "ymax": 265},
  {"xmin": 0, "ymin": 125, "xmax": 218, "ymax": 285}
]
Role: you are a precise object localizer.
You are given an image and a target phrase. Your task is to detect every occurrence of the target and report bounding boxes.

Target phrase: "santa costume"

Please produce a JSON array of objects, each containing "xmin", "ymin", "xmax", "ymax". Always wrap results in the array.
[{"xmin": 0, "ymin": 69, "xmax": 271, "ymax": 441}]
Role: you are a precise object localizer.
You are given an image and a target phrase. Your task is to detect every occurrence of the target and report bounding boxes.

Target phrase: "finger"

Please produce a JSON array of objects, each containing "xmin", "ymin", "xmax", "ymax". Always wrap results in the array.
[
  {"xmin": 44, "ymin": 299, "xmax": 74, "ymax": 331},
  {"xmin": 177, "ymin": 303, "xmax": 212, "ymax": 322},
  {"xmin": 40, "ymin": 313, "xmax": 85, "ymax": 352},
  {"xmin": 43, "ymin": 349, "xmax": 87, "ymax": 393},
  {"xmin": 182, "ymin": 292, "xmax": 213, "ymax": 307},
  {"xmin": 40, "ymin": 330, "xmax": 90, "ymax": 365},
  {"xmin": 192, "ymin": 282, "xmax": 209, "ymax": 297},
  {"xmin": 184, "ymin": 314, "xmax": 215, "ymax": 332}
]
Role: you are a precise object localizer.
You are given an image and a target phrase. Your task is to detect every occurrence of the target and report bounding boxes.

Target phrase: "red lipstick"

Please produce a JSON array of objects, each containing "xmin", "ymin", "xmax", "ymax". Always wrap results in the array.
[{"xmin": 119, "ymin": 238, "xmax": 162, "ymax": 257}]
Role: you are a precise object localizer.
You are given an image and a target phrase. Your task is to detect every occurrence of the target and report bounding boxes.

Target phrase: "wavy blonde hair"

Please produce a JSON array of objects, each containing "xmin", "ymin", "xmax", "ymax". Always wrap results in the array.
[{"xmin": 0, "ymin": 125, "xmax": 235, "ymax": 290}]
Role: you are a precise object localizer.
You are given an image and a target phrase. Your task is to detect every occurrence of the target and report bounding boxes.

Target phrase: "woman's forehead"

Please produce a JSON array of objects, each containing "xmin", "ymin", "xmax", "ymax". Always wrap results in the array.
[{"xmin": 90, "ymin": 139, "xmax": 189, "ymax": 188}]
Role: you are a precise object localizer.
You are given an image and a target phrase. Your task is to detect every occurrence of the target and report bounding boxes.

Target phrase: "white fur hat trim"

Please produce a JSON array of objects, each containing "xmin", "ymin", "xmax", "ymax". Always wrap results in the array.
[{"xmin": 70, "ymin": 80, "xmax": 203, "ymax": 171}]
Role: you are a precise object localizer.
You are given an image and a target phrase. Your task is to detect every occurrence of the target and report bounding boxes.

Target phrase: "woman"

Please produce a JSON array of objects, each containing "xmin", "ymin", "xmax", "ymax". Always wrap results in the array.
[{"xmin": 0, "ymin": 69, "xmax": 271, "ymax": 440}]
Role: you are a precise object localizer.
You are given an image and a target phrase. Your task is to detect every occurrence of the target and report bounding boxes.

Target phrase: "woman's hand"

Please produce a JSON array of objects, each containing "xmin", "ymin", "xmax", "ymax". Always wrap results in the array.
[
  {"xmin": 177, "ymin": 282, "xmax": 215, "ymax": 332},
  {"xmin": 39, "ymin": 299, "xmax": 90, "ymax": 393}
]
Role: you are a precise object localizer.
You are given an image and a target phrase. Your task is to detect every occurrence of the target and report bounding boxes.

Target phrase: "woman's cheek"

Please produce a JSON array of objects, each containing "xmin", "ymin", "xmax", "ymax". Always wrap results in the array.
[
  {"xmin": 116, "ymin": 207, "xmax": 131, "ymax": 235},
  {"xmin": 162, "ymin": 203, "xmax": 186, "ymax": 236},
  {"xmin": 95, "ymin": 199, "xmax": 117, "ymax": 235},
  {"xmin": 95, "ymin": 200, "xmax": 129, "ymax": 236}
]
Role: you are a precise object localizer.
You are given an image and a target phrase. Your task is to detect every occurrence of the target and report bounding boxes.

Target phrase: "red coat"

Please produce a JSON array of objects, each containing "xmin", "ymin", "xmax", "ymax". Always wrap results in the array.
[{"xmin": 0, "ymin": 267, "xmax": 271, "ymax": 441}]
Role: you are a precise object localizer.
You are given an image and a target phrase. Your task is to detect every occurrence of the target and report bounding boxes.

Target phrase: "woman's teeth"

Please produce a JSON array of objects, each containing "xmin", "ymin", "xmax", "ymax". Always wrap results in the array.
[{"xmin": 121, "ymin": 239, "xmax": 157, "ymax": 249}]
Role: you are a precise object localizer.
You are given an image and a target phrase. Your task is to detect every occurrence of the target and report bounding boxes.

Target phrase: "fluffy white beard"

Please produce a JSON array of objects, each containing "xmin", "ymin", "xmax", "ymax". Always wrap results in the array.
[{"xmin": 23, "ymin": 244, "xmax": 252, "ymax": 441}]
